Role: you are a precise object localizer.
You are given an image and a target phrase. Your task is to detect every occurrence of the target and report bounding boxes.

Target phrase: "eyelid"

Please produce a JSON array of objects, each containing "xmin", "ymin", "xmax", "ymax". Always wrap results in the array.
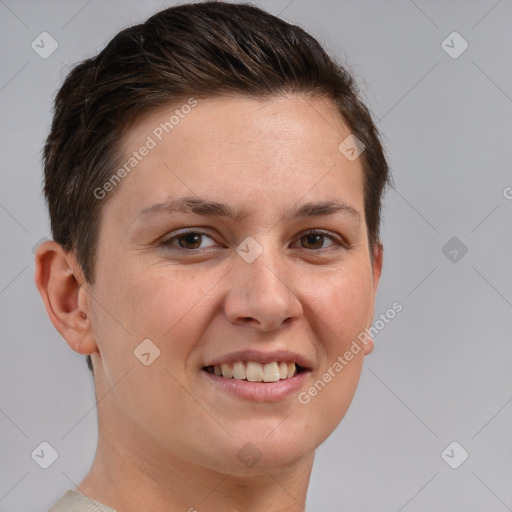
[
  {"xmin": 160, "ymin": 229, "xmax": 219, "ymax": 250},
  {"xmin": 294, "ymin": 228, "xmax": 346, "ymax": 248},
  {"xmin": 159, "ymin": 228, "xmax": 347, "ymax": 252}
]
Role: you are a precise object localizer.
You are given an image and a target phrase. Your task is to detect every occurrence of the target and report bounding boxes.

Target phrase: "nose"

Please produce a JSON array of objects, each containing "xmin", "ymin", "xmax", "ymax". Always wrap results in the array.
[{"xmin": 223, "ymin": 241, "xmax": 303, "ymax": 332}]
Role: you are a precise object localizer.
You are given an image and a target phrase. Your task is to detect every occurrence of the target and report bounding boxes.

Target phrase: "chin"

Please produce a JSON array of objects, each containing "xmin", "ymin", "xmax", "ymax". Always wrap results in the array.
[{"xmin": 193, "ymin": 422, "xmax": 322, "ymax": 475}]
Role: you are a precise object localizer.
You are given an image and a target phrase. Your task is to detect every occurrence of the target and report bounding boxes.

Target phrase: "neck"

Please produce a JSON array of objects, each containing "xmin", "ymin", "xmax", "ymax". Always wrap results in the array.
[
  {"xmin": 79, "ymin": 437, "xmax": 314, "ymax": 512},
  {"xmin": 78, "ymin": 389, "xmax": 315, "ymax": 511}
]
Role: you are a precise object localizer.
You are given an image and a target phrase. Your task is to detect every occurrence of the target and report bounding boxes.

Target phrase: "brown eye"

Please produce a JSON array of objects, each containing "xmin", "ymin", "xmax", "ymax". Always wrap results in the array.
[
  {"xmin": 301, "ymin": 233, "xmax": 324, "ymax": 249},
  {"xmin": 161, "ymin": 231, "xmax": 217, "ymax": 251},
  {"xmin": 295, "ymin": 231, "xmax": 342, "ymax": 250},
  {"xmin": 176, "ymin": 233, "xmax": 203, "ymax": 249}
]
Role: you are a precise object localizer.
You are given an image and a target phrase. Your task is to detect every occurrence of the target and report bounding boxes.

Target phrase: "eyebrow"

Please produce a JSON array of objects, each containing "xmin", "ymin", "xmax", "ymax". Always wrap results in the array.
[{"xmin": 138, "ymin": 196, "xmax": 360, "ymax": 221}]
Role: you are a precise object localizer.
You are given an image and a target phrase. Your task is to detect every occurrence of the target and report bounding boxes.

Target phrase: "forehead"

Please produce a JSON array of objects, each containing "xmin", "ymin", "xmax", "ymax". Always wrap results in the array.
[{"xmin": 107, "ymin": 94, "xmax": 365, "ymax": 221}]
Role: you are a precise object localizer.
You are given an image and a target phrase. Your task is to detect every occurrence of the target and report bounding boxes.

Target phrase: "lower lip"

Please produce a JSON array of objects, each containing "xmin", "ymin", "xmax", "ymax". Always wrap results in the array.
[{"xmin": 201, "ymin": 369, "xmax": 309, "ymax": 402}]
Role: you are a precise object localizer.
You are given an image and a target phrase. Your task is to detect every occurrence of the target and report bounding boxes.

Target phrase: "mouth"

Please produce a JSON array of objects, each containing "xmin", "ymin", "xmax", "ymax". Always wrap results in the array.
[
  {"xmin": 202, "ymin": 361, "xmax": 307, "ymax": 383},
  {"xmin": 200, "ymin": 349, "xmax": 312, "ymax": 402}
]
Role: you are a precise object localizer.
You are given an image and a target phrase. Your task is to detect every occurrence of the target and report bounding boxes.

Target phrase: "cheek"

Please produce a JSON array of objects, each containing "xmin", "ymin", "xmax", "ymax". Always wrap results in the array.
[
  {"xmin": 312, "ymin": 262, "xmax": 374, "ymax": 348},
  {"xmin": 126, "ymin": 269, "xmax": 217, "ymax": 334},
  {"xmin": 95, "ymin": 262, "xmax": 218, "ymax": 364},
  {"xmin": 89, "ymin": 262, "xmax": 211, "ymax": 420},
  {"xmin": 301, "ymin": 263, "xmax": 373, "ymax": 426}
]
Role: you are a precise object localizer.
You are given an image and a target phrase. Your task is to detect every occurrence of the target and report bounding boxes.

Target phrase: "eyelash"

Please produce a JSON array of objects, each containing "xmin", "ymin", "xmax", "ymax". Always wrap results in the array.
[{"xmin": 159, "ymin": 229, "xmax": 346, "ymax": 253}]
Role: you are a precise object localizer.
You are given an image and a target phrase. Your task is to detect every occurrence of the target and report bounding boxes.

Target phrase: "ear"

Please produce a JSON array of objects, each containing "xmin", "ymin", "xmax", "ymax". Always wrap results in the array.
[
  {"xmin": 34, "ymin": 240, "xmax": 98, "ymax": 355},
  {"xmin": 372, "ymin": 242, "xmax": 383, "ymax": 292},
  {"xmin": 362, "ymin": 242, "xmax": 384, "ymax": 356}
]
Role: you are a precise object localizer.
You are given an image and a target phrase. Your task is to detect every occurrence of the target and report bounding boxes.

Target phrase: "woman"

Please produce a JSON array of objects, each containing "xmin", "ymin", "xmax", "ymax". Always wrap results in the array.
[{"xmin": 35, "ymin": 2, "xmax": 390, "ymax": 510}]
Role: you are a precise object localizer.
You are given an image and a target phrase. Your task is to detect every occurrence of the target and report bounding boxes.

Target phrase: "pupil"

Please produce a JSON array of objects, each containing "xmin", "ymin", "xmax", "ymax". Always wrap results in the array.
[
  {"xmin": 304, "ymin": 234, "xmax": 322, "ymax": 249},
  {"xmin": 181, "ymin": 233, "xmax": 201, "ymax": 249}
]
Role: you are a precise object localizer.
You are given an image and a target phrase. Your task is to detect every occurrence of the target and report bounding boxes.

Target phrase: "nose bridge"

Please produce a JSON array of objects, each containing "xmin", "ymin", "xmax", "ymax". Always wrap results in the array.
[
  {"xmin": 224, "ymin": 233, "xmax": 302, "ymax": 329},
  {"xmin": 238, "ymin": 235, "xmax": 289, "ymax": 297}
]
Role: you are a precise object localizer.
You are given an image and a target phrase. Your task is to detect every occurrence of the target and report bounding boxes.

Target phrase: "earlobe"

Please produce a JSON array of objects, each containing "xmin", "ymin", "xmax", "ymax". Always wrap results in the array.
[
  {"xmin": 362, "ymin": 337, "xmax": 374, "ymax": 356},
  {"xmin": 34, "ymin": 241, "xmax": 98, "ymax": 355},
  {"xmin": 363, "ymin": 243, "xmax": 384, "ymax": 357}
]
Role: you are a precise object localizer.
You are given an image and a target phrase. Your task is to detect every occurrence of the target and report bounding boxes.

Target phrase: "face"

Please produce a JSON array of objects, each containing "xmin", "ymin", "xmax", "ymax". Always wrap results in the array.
[{"xmin": 87, "ymin": 94, "xmax": 382, "ymax": 474}]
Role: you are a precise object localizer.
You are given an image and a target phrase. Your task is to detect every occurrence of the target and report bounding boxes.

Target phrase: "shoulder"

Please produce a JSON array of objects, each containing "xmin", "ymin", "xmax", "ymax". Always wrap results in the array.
[{"xmin": 48, "ymin": 489, "xmax": 116, "ymax": 512}]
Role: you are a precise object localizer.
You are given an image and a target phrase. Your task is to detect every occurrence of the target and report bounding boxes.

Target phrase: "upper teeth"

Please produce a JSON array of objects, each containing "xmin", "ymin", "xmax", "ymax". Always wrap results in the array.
[{"xmin": 209, "ymin": 361, "xmax": 297, "ymax": 382}]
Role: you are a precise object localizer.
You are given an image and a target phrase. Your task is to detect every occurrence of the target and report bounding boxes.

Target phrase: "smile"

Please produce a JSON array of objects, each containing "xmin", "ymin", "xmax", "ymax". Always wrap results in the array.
[{"xmin": 203, "ymin": 361, "xmax": 305, "ymax": 382}]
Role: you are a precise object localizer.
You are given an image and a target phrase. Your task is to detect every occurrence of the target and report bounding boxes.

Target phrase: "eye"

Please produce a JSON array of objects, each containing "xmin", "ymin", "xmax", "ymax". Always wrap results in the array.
[
  {"xmin": 159, "ymin": 229, "xmax": 345, "ymax": 253},
  {"xmin": 292, "ymin": 230, "xmax": 343, "ymax": 250},
  {"xmin": 160, "ymin": 230, "xmax": 218, "ymax": 251}
]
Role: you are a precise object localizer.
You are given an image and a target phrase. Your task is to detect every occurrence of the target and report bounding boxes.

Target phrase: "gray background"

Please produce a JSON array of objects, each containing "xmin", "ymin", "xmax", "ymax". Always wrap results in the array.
[{"xmin": 1, "ymin": 0, "xmax": 511, "ymax": 510}]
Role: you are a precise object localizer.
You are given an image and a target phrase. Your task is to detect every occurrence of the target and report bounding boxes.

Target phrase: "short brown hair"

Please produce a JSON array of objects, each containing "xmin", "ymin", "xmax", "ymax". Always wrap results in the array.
[{"xmin": 42, "ymin": 1, "xmax": 391, "ymax": 374}]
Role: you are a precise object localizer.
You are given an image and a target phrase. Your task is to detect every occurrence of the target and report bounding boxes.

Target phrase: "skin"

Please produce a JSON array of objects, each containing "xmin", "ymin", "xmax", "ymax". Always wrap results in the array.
[{"xmin": 35, "ymin": 94, "xmax": 383, "ymax": 512}]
